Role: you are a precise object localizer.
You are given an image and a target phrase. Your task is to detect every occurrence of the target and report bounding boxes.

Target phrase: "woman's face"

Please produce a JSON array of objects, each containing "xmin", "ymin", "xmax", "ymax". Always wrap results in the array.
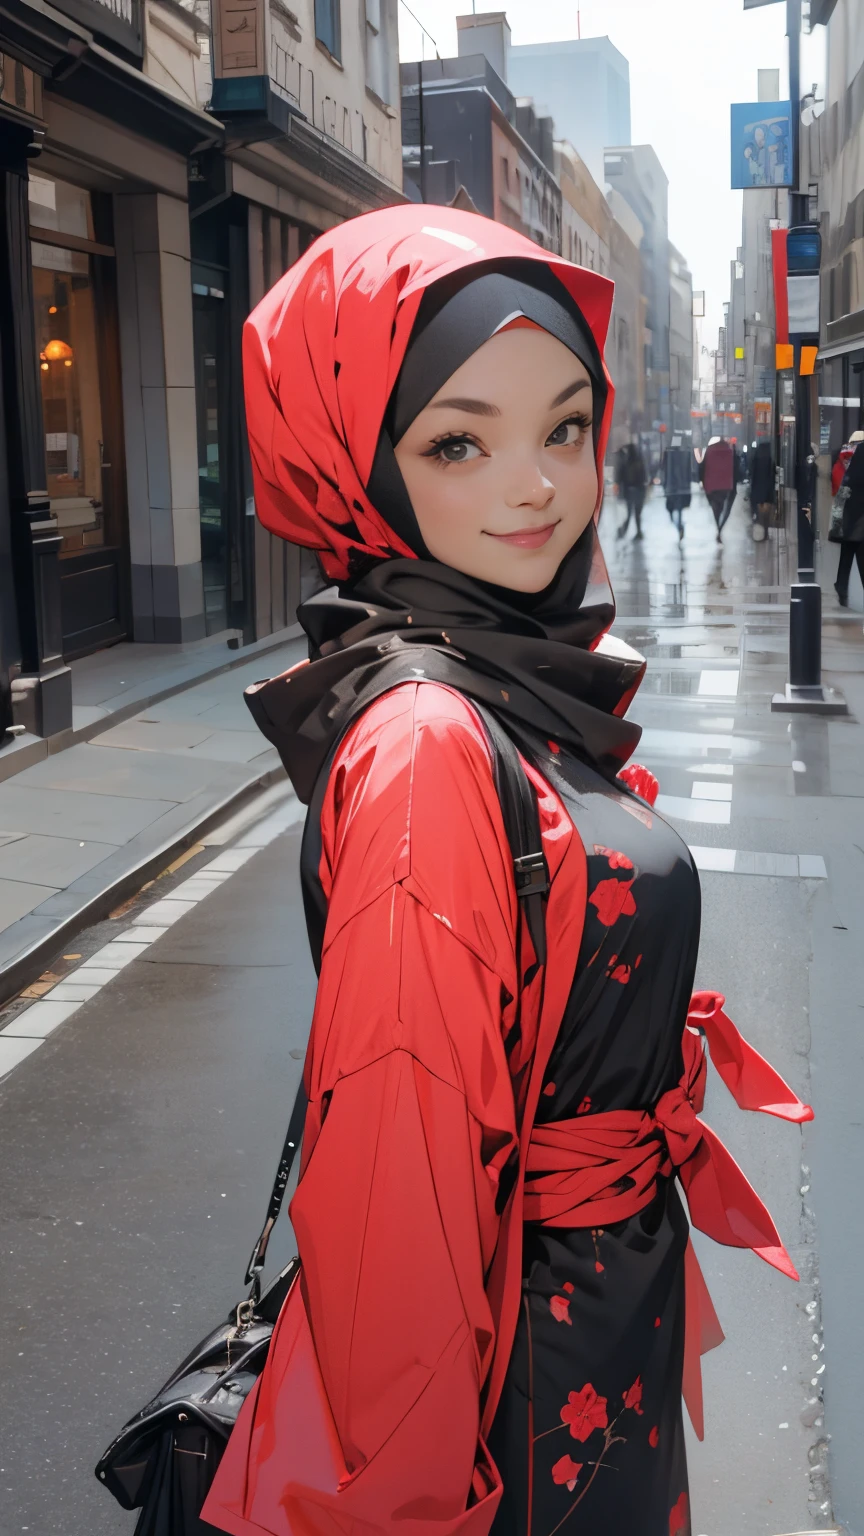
[{"xmin": 393, "ymin": 326, "xmax": 599, "ymax": 592}]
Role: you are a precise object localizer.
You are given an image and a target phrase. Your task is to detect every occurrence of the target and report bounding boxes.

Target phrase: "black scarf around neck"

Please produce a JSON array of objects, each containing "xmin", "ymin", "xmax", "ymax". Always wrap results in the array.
[{"xmin": 245, "ymin": 525, "xmax": 644, "ymax": 805}]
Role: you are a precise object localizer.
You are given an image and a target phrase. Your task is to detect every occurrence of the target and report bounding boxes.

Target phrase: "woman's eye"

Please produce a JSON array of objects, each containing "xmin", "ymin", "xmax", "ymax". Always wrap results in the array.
[
  {"xmin": 433, "ymin": 437, "xmax": 483, "ymax": 463},
  {"xmin": 547, "ymin": 417, "xmax": 590, "ymax": 447}
]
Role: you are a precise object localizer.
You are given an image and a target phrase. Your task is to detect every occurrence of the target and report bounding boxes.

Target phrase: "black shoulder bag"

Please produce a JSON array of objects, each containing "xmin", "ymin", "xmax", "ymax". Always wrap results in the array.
[{"xmin": 95, "ymin": 700, "xmax": 546, "ymax": 1536}]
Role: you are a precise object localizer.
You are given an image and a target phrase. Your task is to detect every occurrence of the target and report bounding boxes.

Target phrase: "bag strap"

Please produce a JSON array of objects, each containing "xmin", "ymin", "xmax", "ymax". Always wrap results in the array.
[{"xmin": 243, "ymin": 694, "xmax": 548, "ymax": 1301}]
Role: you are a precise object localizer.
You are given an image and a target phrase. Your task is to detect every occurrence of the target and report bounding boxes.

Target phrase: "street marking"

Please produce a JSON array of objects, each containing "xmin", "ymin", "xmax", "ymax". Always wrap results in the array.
[
  {"xmin": 697, "ymin": 669, "xmax": 740, "ymax": 696},
  {"xmin": 0, "ymin": 789, "xmax": 304, "ymax": 1077},
  {"xmin": 691, "ymin": 781, "xmax": 733, "ymax": 801},
  {"xmin": 690, "ymin": 847, "xmax": 827, "ymax": 879},
  {"xmin": 656, "ymin": 793, "xmax": 732, "ymax": 824}
]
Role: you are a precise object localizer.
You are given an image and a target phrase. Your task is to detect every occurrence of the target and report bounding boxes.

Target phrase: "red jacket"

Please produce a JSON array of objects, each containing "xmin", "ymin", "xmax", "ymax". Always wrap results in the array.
[
  {"xmin": 202, "ymin": 683, "xmax": 809, "ymax": 1536},
  {"xmin": 833, "ymin": 446, "xmax": 854, "ymax": 495}
]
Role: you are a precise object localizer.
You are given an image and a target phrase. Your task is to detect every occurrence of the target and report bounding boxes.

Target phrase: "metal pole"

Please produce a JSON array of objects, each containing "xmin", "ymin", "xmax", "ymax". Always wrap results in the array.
[{"xmin": 417, "ymin": 59, "xmax": 426, "ymax": 203}]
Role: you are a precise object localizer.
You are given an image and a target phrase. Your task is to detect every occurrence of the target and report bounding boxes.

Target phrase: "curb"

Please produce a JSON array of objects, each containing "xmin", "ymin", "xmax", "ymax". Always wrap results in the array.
[
  {"xmin": 0, "ymin": 624, "xmax": 303, "ymax": 785},
  {"xmin": 0, "ymin": 762, "xmax": 288, "ymax": 1009}
]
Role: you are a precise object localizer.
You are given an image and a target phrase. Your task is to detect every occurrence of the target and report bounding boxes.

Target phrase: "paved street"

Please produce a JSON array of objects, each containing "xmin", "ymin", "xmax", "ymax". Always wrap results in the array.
[{"xmin": 1, "ymin": 487, "xmax": 863, "ymax": 1536}]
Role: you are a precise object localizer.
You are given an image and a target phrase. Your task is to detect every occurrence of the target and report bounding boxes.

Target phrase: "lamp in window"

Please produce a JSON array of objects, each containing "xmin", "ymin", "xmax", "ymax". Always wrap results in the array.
[{"xmin": 44, "ymin": 339, "xmax": 73, "ymax": 362}]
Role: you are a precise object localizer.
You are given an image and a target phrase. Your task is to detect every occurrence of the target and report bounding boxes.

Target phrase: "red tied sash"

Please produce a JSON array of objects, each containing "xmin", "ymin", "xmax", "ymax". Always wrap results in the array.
[{"xmin": 524, "ymin": 990, "xmax": 813, "ymax": 1437}]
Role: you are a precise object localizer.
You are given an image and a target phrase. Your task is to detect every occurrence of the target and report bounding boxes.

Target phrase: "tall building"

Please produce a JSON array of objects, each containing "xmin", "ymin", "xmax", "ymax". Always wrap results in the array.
[
  {"xmin": 668, "ymin": 243, "xmax": 695, "ymax": 435},
  {"xmin": 400, "ymin": 18, "xmax": 561, "ymax": 252},
  {"xmin": 604, "ymin": 144, "xmax": 671, "ymax": 457},
  {"xmin": 507, "ymin": 36, "xmax": 631, "ymax": 188}
]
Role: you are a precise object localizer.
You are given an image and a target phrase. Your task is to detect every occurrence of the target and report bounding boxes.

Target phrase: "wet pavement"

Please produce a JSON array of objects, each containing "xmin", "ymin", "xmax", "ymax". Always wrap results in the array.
[{"xmin": 1, "ymin": 485, "xmax": 862, "ymax": 1536}]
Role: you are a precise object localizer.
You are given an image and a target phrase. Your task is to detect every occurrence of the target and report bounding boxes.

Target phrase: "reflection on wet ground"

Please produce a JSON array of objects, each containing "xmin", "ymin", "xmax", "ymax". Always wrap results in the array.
[{"xmin": 604, "ymin": 487, "xmax": 864, "ymax": 826}]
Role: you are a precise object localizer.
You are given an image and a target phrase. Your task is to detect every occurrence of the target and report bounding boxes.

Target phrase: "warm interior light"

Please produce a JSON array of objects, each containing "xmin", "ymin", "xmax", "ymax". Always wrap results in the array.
[
  {"xmin": 64, "ymin": 358, "xmax": 73, "ymax": 368},
  {"xmin": 44, "ymin": 338, "xmax": 73, "ymax": 362},
  {"xmin": 49, "ymin": 305, "xmax": 58, "ymax": 315},
  {"xmin": 41, "ymin": 361, "xmax": 49, "ymax": 371}
]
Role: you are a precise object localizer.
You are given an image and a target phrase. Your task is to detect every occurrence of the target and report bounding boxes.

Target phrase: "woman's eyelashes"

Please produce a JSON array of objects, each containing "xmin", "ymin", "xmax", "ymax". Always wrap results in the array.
[
  {"xmin": 422, "ymin": 414, "xmax": 593, "ymax": 466},
  {"xmin": 422, "ymin": 433, "xmax": 486, "ymax": 465},
  {"xmin": 546, "ymin": 413, "xmax": 593, "ymax": 447}
]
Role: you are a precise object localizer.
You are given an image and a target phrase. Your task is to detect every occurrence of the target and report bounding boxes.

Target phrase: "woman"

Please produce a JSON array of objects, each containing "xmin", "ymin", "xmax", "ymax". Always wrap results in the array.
[
  {"xmin": 202, "ymin": 207, "xmax": 810, "ymax": 1536},
  {"xmin": 834, "ymin": 438, "xmax": 864, "ymax": 607}
]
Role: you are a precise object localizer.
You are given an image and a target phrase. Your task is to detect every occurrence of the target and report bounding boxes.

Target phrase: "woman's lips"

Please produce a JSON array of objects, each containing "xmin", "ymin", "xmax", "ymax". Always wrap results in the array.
[{"xmin": 486, "ymin": 521, "xmax": 559, "ymax": 550}]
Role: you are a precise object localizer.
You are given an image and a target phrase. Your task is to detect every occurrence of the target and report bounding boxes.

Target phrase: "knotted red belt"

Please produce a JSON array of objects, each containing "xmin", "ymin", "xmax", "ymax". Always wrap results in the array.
[{"xmin": 523, "ymin": 990, "xmax": 813, "ymax": 1437}]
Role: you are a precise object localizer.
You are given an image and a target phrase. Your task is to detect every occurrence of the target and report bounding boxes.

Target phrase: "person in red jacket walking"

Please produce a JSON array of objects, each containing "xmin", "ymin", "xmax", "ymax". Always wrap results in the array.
[
  {"xmin": 700, "ymin": 436, "xmax": 741, "ymax": 541},
  {"xmin": 201, "ymin": 207, "xmax": 810, "ymax": 1536}
]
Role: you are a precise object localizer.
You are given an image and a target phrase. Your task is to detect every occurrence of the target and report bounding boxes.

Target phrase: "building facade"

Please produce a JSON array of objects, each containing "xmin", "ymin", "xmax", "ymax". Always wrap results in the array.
[
  {"xmin": 400, "ymin": 45, "xmax": 561, "ymax": 253},
  {"xmin": 668, "ymin": 241, "xmax": 694, "ymax": 435},
  {"xmin": 0, "ymin": 0, "xmax": 403, "ymax": 740},
  {"xmin": 604, "ymin": 143, "xmax": 671, "ymax": 465},
  {"xmin": 507, "ymin": 35, "xmax": 630, "ymax": 189},
  {"xmin": 806, "ymin": 0, "xmax": 864, "ymax": 456}
]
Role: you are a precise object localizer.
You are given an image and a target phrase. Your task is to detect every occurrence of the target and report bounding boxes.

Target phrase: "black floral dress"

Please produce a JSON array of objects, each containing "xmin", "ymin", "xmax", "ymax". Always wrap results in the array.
[{"xmin": 489, "ymin": 743, "xmax": 701, "ymax": 1536}]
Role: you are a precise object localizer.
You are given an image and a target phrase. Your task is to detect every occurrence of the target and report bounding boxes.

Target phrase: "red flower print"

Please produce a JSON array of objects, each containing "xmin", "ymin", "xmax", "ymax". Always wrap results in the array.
[
  {"xmin": 560, "ymin": 1385, "xmax": 608, "ymax": 1442},
  {"xmin": 550, "ymin": 1294, "xmax": 572, "ymax": 1325},
  {"xmin": 548, "ymin": 740, "xmax": 561, "ymax": 755},
  {"xmin": 617, "ymin": 763, "xmax": 659, "ymax": 806},
  {"xmin": 654, "ymin": 1316, "xmax": 661, "ymax": 1328},
  {"xmin": 649, "ymin": 1425, "xmax": 660, "ymax": 1449},
  {"xmin": 593, "ymin": 845, "xmax": 634, "ymax": 871},
  {"xmin": 551, "ymin": 1453, "xmax": 583, "ymax": 1493},
  {"xmin": 635, "ymin": 953, "xmax": 643, "ymax": 968},
  {"xmin": 669, "ymin": 1492, "xmax": 689, "ymax": 1536},
  {"xmin": 577, "ymin": 1096, "xmax": 592, "ymax": 1115},
  {"xmin": 562, "ymin": 1281, "xmax": 574, "ymax": 1293},
  {"xmin": 543, "ymin": 1082, "xmax": 556, "ymax": 1096},
  {"xmin": 589, "ymin": 878, "xmax": 637, "ymax": 927},
  {"xmin": 622, "ymin": 1376, "xmax": 644, "ymax": 1415},
  {"xmin": 610, "ymin": 963, "xmax": 631, "ymax": 984}
]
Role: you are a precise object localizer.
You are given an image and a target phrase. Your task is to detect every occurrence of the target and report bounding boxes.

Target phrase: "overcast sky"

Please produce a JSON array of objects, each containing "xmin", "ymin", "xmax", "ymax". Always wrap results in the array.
[{"xmin": 398, "ymin": 0, "xmax": 826, "ymax": 342}]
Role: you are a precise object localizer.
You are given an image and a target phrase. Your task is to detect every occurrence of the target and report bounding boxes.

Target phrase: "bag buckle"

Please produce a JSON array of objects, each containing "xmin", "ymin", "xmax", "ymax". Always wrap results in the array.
[{"xmin": 513, "ymin": 851, "xmax": 548, "ymax": 898}]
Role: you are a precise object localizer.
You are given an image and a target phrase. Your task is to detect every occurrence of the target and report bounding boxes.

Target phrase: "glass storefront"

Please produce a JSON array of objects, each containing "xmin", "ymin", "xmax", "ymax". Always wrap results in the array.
[
  {"xmin": 29, "ymin": 174, "xmax": 107, "ymax": 555},
  {"xmin": 28, "ymin": 170, "xmax": 127, "ymax": 656},
  {"xmin": 193, "ymin": 279, "xmax": 228, "ymax": 635}
]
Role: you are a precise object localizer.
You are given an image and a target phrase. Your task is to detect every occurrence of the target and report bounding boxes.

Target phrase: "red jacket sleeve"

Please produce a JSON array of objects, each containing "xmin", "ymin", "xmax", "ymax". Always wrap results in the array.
[{"xmin": 203, "ymin": 682, "xmax": 522, "ymax": 1536}]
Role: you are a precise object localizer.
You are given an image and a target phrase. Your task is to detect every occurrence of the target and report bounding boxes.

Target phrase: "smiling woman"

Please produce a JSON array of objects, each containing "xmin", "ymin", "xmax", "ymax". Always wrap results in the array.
[{"xmin": 394, "ymin": 326, "xmax": 597, "ymax": 590}]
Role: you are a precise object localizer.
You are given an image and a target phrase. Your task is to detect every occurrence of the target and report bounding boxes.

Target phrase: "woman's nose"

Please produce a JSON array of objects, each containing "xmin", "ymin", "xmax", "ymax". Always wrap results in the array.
[{"xmin": 504, "ymin": 460, "xmax": 555, "ymax": 512}]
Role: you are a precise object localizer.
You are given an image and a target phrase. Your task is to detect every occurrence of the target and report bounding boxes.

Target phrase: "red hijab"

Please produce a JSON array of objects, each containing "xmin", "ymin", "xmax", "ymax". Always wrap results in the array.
[{"xmin": 244, "ymin": 205, "xmax": 616, "ymax": 582}]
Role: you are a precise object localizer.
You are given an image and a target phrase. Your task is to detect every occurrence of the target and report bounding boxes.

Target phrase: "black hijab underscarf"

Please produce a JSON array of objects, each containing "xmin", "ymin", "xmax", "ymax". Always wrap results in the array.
[{"xmin": 247, "ymin": 263, "xmax": 644, "ymax": 804}]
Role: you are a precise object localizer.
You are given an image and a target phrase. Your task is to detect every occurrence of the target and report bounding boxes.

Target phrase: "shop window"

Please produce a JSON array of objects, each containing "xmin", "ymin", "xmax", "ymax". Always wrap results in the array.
[
  {"xmin": 315, "ymin": 0, "xmax": 341, "ymax": 61},
  {"xmin": 32, "ymin": 233, "xmax": 106, "ymax": 556}
]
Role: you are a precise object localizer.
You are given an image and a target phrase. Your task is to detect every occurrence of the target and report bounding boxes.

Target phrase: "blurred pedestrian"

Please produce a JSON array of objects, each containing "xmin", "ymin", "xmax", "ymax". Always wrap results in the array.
[
  {"xmin": 701, "ymin": 436, "xmax": 740, "ymax": 542},
  {"xmin": 832, "ymin": 428, "xmax": 863, "ymax": 495},
  {"xmin": 662, "ymin": 437, "xmax": 692, "ymax": 540},
  {"xmin": 749, "ymin": 440, "xmax": 775, "ymax": 537},
  {"xmin": 613, "ymin": 441, "xmax": 647, "ymax": 540},
  {"xmin": 832, "ymin": 438, "xmax": 864, "ymax": 607}
]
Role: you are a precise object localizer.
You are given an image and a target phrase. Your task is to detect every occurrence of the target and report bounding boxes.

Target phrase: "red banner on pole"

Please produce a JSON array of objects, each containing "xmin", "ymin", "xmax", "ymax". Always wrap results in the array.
[{"xmin": 771, "ymin": 227, "xmax": 789, "ymax": 344}]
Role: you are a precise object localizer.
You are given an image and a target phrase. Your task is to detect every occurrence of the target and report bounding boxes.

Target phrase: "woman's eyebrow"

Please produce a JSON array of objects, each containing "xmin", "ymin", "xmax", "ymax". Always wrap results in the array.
[
  {"xmin": 550, "ymin": 379, "xmax": 592, "ymax": 409},
  {"xmin": 430, "ymin": 397, "xmax": 501, "ymax": 417}
]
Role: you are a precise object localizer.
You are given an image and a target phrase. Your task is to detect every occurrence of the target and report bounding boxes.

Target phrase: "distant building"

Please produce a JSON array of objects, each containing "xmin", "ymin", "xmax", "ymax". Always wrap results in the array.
[
  {"xmin": 507, "ymin": 36, "xmax": 631, "ymax": 188},
  {"xmin": 669, "ymin": 243, "xmax": 695, "ymax": 435},
  {"xmin": 606, "ymin": 188, "xmax": 646, "ymax": 450},
  {"xmin": 604, "ymin": 144, "xmax": 671, "ymax": 459},
  {"xmin": 400, "ymin": 17, "xmax": 561, "ymax": 253}
]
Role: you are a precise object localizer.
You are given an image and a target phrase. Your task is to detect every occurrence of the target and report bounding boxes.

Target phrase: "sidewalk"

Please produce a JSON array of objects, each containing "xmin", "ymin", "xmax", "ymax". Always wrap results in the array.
[{"xmin": 0, "ymin": 633, "xmax": 305, "ymax": 1003}]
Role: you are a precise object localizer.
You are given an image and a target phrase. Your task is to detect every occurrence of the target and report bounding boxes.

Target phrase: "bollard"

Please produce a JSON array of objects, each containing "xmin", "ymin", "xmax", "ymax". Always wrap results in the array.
[
  {"xmin": 772, "ymin": 581, "xmax": 848, "ymax": 715},
  {"xmin": 788, "ymin": 583, "xmax": 821, "ymax": 688}
]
